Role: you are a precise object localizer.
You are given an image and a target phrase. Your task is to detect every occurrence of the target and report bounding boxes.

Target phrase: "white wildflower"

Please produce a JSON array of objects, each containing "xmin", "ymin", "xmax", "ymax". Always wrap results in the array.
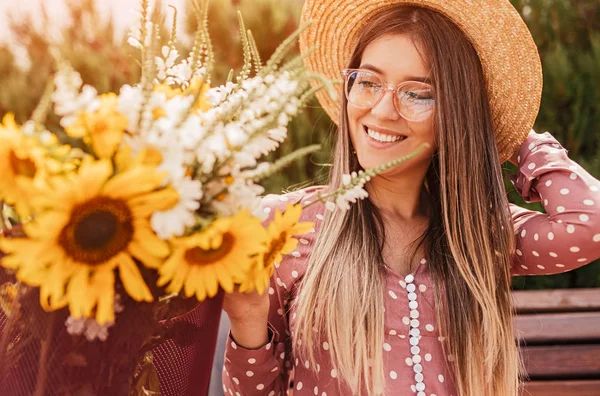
[{"xmin": 152, "ymin": 176, "xmax": 203, "ymax": 239}]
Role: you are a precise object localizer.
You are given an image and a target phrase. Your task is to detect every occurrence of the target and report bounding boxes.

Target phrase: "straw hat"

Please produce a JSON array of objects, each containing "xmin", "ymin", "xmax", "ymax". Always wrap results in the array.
[{"xmin": 299, "ymin": 0, "xmax": 543, "ymax": 162}]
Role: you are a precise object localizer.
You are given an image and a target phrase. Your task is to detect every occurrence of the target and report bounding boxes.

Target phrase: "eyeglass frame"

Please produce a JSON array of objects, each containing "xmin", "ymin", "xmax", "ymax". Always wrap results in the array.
[{"xmin": 341, "ymin": 68, "xmax": 436, "ymax": 122}]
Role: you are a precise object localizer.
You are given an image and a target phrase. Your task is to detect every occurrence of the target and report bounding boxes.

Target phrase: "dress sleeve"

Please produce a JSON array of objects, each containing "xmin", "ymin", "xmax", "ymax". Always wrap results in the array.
[
  {"xmin": 222, "ymin": 190, "xmax": 319, "ymax": 395},
  {"xmin": 510, "ymin": 131, "xmax": 600, "ymax": 276}
]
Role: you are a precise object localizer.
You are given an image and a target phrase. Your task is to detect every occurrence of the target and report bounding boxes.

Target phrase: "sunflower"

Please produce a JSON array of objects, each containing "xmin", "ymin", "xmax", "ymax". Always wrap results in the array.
[
  {"xmin": 238, "ymin": 204, "xmax": 314, "ymax": 294},
  {"xmin": 0, "ymin": 153, "xmax": 179, "ymax": 324},
  {"xmin": 157, "ymin": 211, "xmax": 267, "ymax": 301},
  {"xmin": 153, "ymin": 77, "xmax": 212, "ymax": 117},
  {"xmin": 66, "ymin": 93, "xmax": 128, "ymax": 159},
  {"xmin": 0, "ymin": 113, "xmax": 46, "ymax": 217}
]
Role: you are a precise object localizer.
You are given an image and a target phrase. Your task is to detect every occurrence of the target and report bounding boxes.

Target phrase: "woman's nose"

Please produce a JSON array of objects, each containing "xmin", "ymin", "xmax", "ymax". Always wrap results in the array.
[{"xmin": 370, "ymin": 90, "xmax": 401, "ymax": 121}]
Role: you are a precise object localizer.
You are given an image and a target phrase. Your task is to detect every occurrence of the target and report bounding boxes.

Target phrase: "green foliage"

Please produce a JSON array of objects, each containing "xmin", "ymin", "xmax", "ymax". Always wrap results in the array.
[{"xmin": 0, "ymin": 0, "xmax": 597, "ymax": 288}]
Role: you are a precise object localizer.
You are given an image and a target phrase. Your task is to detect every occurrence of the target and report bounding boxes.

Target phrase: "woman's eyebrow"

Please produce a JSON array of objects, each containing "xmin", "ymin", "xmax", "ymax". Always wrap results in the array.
[{"xmin": 358, "ymin": 63, "xmax": 432, "ymax": 84}]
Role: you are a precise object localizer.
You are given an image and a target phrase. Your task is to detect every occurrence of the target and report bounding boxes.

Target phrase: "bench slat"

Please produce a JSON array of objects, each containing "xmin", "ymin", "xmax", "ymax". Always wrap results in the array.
[
  {"xmin": 515, "ymin": 312, "xmax": 600, "ymax": 343},
  {"xmin": 513, "ymin": 289, "xmax": 600, "ymax": 314},
  {"xmin": 522, "ymin": 380, "xmax": 600, "ymax": 396},
  {"xmin": 522, "ymin": 345, "xmax": 600, "ymax": 378}
]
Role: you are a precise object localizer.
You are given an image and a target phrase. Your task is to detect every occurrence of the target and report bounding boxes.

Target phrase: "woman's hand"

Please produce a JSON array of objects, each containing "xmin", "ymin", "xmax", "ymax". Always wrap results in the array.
[{"xmin": 223, "ymin": 288, "xmax": 270, "ymax": 349}]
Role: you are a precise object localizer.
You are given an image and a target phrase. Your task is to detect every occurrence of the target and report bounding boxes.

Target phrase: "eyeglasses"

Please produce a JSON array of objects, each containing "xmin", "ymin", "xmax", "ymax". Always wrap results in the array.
[{"xmin": 342, "ymin": 69, "xmax": 435, "ymax": 122}]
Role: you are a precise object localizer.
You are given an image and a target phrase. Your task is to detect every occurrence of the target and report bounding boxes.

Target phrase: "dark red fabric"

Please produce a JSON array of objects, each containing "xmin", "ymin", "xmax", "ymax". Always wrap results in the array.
[{"xmin": 0, "ymin": 275, "xmax": 223, "ymax": 396}]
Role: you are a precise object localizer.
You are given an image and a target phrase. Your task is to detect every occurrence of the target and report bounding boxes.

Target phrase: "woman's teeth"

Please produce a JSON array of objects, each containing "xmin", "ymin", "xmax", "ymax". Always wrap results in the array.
[{"xmin": 366, "ymin": 128, "xmax": 406, "ymax": 143}]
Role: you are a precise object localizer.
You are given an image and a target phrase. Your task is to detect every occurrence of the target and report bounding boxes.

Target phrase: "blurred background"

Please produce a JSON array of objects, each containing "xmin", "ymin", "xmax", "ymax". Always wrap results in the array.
[{"xmin": 0, "ymin": 0, "xmax": 598, "ymax": 293}]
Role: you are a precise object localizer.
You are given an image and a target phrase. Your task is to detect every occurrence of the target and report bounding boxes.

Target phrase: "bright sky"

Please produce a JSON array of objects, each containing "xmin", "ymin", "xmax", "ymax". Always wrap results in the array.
[{"xmin": 0, "ymin": 0, "xmax": 188, "ymax": 44}]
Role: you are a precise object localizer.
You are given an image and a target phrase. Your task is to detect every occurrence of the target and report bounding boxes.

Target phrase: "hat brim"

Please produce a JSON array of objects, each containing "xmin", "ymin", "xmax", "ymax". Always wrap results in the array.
[{"xmin": 299, "ymin": 0, "xmax": 543, "ymax": 162}]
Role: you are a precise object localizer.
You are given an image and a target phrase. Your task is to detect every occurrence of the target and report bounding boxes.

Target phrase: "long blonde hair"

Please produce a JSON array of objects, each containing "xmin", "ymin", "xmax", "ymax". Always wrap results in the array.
[{"xmin": 294, "ymin": 6, "xmax": 521, "ymax": 395}]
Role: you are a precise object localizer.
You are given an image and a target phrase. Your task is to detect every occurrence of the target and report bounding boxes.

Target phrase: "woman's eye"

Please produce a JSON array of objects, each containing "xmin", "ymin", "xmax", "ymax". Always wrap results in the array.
[
  {"xmin": 401, "ymin": 90, "xmax": 433, "ymax": 101},
  {"xmin": 358, "ymin": 81, "xmax": 381, "ymax": 89}
]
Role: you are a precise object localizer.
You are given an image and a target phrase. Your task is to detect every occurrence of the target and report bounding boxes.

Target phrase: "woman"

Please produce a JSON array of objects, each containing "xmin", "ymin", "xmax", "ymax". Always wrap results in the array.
[{"xmin": 221, "ymin": 1, "xmax": 600, "ymax": 395}]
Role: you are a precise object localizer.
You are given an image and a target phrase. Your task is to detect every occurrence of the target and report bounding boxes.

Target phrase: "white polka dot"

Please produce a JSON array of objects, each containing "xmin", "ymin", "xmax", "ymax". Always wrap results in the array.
[
  {"xmin": 425, "ymin": 324, "xmax": 434, "ymax": 332},
  {"xmin": 383, "ymin": 343, "xmax": 392, "ymax": 351},
  {"xmin": 405, "ymin": 357, "xmax": 413, "ymax": 366},
  {"xmin": 520, "ymin": 265, "xmax": 528, "ymax": 270},
  {"xmin": 388, "ymin": 290, "xmax": 398, "ymax": 299},
  {"xmin": 532, "ymin": 251, "xmax": 540, "ymax": 257},
  {"xmin": 584, "ymin": 200, "xmax": 595, "ymax": 206},
  {"xmin": 438, "ymin": 374, "xmax": 445, "ymax": 383},
  {"xmin": 447, "ymin": 354, "xmax": 455, "ymax": 362},
  {"xmin": 231, "ymin": 341, "xmax": 238, "ymax": 349},
  {"xmin": 545, "ymin": 180, "xmax": 553, "ymax": 187},
  {"xmin": 537, "ymin": 265, "xmax": 545, "ymax": 270},
  {"xmin": 399, "ymin": 280, "xmax": 407, "ymax": 288},
  {"xmin": 548, "ymin": 232, "xmax": 555, "ymax": 240},
  {"xmin": 296, "ymin": 382, "xmax": 303, "ymax": 390},
  {"xmin": 516, "ymin": 249, "xmax": 523, "ymax": 256},
  {"xmin": 277, "ymin": 308, "xmax": 284, "ymax": 316},
  {"xmin": 390, "ymin": 371, "xmax": 398, "ymax": 379},
  {"xmin": 549, "ymin": 252, "xmax": 558, "ymax": 258},
  {"xmin": 425, "ymin": 353, "xmax": 432, "ymax": 362},
  {"xmin": 264, "ymin": 207, "xmax": 272, "ymax": 214},
  {"xmin": 591, "ymin": 186, "xmax": 599, "ymax": 192},
  {"xmin": 270, "ymin": 366, "xmax": 278, "ymax": 372},
  {"xmin": 570, "ymin": 246, "xmax": 580, "ymax": 253},
  {"xmin": 419, "ymin": 284, "xmax": 427, "ymax": 292},
  {"xmin": 556, "ymin": 264, "xmax": 565, "ymax": 268},
  {"xmin": 248, "ymin": 358, "xmax": 256, "ymax": 364},
  {"xmin": 300, "ymin": 238, "xmax": 309, "ymax": 245},
  {"xmin": 232, "ymin": 377, "xmax": 239, "ymax": 385},
  {"xmin": 534, "ymin": 233, "xmax": 539, "ymax": 241},
  {"xmin": 577, "ymin": 258, "xmax": 588, "ymax": 263},
  {"xmin": 580, "ymin": 214, "xmax": 590, "ymax": 222},
  {"xmin": 291, "ymin": 251, "xmax": 301, "ymax": 258},
  {"xmin": 557, "ymin": 206, "xmax": 565, "ymax": 213},
  {"xmin": 570, "ymin": 173, "xmax": 578, "ymax": 180},
  {"xmin": 528, "ymin": 142, "xmax": 535, "ymax": 150},
  {"xmin": 269, "ymin": 287, "xmax": 275, "ymax": 295},
  {"xmin": 316, "ymin": 214, "xmax": 325, "ymax": 220},
  {"xmin": 314, "ymin": 387, "xmax": 319, "ymax": 395},
  {"xmin": 257, "ymin": 384, "xmax": 265, "ymax": 390},
  {"xmin": 322, "ymin": 341, "xmax": 329, "ymax": 350},
  {"xmin": 594, "ymin": 234, "xmax": 600, "ymax": 242},
  {"xmin": 560, "ymin": 188, "xmax": 570, "ymax": 195},
  {"xmin": 291, "ymin": 270, "xmax": 299, "ymax": 278},
  {"xmin": 305, "ymin": 360, "xmax": 310, "ymax": 369},
  {"xmin": 331, "ymin": 369, "xmax": 337, "ymax": 378},
  {"xmin": 521, "ymin": 229, "xmax": 527, "ymax": 237},
  {"xmin": 246, "ymin": 370, "xmax": 254, "ymax": 377},
  {"xmin": 527, "ymin": 163, "xmax": 536, "ymax": 170},
  {"xmin": 567, "ymin": 225, "xmax": 575, "ymax": 234},
  {"xmin": 544, "ymin": 199, "xmax": 549, "ymax": 206},
  {"xmin": 402, "ymin": 317, "xmax": 410, "ymax": 325}
]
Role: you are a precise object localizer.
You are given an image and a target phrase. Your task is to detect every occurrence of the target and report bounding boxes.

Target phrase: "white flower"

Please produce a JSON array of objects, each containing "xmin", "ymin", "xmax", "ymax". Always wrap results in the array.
[
  {"xmin": 334, "ymin": 184, "xmax": 369, "ymax": 211},
  {"xmin": 64, "ymin": 295, "xmax": 123, "ymax": 342},
  {"xmin": 211, "ymin": 179, "xmax": 264, "ymax": 216},
  {"xmin": 151, "ymin": 176, "xmax": 203, "ymax": 239}
]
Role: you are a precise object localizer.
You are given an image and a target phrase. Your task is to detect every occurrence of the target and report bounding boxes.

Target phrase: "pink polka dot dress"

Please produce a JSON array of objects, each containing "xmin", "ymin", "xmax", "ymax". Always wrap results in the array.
[{"xmin": 222, "ymin": 132, "xmax": 600, "ymax": 395}]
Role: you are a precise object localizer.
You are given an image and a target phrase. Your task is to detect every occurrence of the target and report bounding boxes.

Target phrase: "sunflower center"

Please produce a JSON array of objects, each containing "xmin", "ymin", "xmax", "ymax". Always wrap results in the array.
[
  {"xmin": 185, "ymin": 233, "xmax": 235, "ymax": 266},
  {"xmin": 264, "ymin": 232, "xmax": 288, "ymax": 267},
  {"xmin": 59, "ymin": 197, "xmax": 134, "ymax": 265},
  {"xmin": 9, "ymin": 151, "xmax": 36, "ymax": 178}
]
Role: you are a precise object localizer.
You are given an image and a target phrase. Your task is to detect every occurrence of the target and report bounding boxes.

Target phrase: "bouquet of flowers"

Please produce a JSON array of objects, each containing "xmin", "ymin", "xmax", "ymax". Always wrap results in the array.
[{"xmin": 0, "ymin": 1, "xmax": 428, "ymax": 394}]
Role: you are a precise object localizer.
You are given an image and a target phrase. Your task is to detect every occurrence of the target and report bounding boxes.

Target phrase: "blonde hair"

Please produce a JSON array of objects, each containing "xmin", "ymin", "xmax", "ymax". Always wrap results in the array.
[{"xmin": 294, "ymin": 6, "xmax": 521, "ymax": 395}]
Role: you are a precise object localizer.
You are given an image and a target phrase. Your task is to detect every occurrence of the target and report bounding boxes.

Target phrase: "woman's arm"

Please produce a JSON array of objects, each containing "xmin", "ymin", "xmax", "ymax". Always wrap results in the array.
[{"xmin": 509, "ymin": 131, "xmax": 600, "ymax": 276}]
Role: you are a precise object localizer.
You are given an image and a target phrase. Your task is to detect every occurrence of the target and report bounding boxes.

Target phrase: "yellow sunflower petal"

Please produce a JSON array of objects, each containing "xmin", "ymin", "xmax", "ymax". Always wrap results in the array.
[
  {"xmin": 129, "ymin": 187, "xmax": 179, "ymax": 217},
  {"xmin": 129, "ymin": 240, "xmax": 163, "ymax": 269},
  {"xmin": 133, "ymin": 220, "xmax": 170, "ymax": 257},
  {"xmin": 292, "ymin": 221, "xmax": 314, "ymax": 236},
  {"xmin": 90, "ymin": 269, "xmax": 115, "ymax": 324},
  {"xmin": 102, "ymin": 166, "xmax": 166, "ymax": 200},
  {"xmin": 118, "ymin": 254, "xmax": 153, "ymax": 302},
  {"xmin": 66, "ymin": 267, "xmax": 92, "ymax": 318}
]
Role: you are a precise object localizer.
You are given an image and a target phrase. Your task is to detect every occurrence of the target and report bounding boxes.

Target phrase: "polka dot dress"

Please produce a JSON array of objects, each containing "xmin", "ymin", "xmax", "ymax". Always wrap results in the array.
[{"xmin": 222, "ymin": 132, "xmax": 600, "ymax": 395}]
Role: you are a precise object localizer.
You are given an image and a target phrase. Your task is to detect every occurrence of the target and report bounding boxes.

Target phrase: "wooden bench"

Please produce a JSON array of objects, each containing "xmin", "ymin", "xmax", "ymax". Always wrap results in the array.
[{"xmin": 514, "ymin": 288, "xmax": 600, "ymax": 396}]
